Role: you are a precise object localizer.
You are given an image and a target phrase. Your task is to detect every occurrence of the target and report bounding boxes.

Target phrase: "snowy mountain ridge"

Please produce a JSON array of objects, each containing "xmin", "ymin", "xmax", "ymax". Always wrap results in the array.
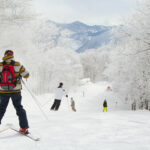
[{"xmin": 36, "ymin": 20, "xmax": 117, "ymax": 52}]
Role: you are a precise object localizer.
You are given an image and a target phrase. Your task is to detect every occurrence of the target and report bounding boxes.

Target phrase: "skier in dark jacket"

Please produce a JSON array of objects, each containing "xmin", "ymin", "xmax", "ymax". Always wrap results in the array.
[
  {"xmin": 0, "ymin": 50, "xmax": 29, "ymax": 134},
  {"xmin": 103, "ymin": 99, "xmax": 108, "ymax": 112}
]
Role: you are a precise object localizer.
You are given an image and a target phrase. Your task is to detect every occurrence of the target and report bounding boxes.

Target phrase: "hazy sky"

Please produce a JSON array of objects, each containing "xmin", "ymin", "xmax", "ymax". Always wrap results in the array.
[{"xmin": 32, "ymin": 0, "xmax": 136, "ymax": 25}]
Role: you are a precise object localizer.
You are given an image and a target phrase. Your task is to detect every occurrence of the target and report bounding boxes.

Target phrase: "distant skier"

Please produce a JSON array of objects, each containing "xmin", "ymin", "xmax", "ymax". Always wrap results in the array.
[
  {"xmin": 50, "ymin": 82, "xmax": 68, "ymax": 111},
  {"xmin": 0, "ymin": 50, "xmax": 29, "ymax": 134},
  {"xmin": 106, "ymin": 86, "xmax": 112, "ymax": 91},
  {"xmin": 103, "ymin": 99, "xmax": 108, "ymax": 112},
  {"xmin": 70, "ymin": 97, "xmax": 76, "ymax": 112},
  {"xmin": 132, "ymin": 101, "xmax": 136, "ymax": 111}
]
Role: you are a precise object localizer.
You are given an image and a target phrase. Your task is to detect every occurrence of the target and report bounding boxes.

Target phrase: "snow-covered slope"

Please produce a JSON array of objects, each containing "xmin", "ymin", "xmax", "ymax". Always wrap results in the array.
[{"xmin": 0, "ymin": 82, "xmax": 149, "ymax": 150}]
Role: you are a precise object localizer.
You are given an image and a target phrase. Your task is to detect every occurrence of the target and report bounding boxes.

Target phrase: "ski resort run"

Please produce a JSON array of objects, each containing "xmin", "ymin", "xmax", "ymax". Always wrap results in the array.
[
  {"xmin": 0, "ymin": 82, "xmax": 150, "ymax": 150},
  {"xmin": 0, "ymin": 0, "xmax": 150, "ymax": 150}
]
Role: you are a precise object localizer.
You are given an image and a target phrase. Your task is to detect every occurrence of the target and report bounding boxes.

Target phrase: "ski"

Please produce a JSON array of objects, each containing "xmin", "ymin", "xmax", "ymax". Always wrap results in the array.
[
  {"xmin": 0, "ymin": 128, "xmax": 9, "ymax": 134},
  {"xmin": 10, "ymin": 127, "xmax": 40, "ymax": 141}
]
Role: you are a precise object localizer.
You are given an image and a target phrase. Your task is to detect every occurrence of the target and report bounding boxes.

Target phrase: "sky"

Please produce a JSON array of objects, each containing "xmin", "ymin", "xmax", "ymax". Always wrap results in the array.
[{"xmin": 32, "ymin": 0, "xmax": 136, "ymax": 26}]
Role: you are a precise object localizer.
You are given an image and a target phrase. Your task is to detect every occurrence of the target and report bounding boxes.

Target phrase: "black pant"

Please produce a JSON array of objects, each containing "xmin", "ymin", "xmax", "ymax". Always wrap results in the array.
[
  {"xmin": 51, "ymin": 99, "xmax": 61, "ymax": 111},
  {"xmin": 0, "ymin": 93, "xmax": 29, "ymax": 128}
]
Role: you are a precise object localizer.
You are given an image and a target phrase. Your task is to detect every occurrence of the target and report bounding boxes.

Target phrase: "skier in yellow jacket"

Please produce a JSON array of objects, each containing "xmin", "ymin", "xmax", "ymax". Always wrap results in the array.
[{"xmin": 0, "ymin": 50, "xmax": 29, "ymax": 134}]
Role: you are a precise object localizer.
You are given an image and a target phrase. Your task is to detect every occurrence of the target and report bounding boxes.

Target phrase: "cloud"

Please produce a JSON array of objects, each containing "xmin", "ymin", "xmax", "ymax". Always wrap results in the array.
[{"xmin": 32, "ymin": 0, "xmax": 136, "ymax": 25}]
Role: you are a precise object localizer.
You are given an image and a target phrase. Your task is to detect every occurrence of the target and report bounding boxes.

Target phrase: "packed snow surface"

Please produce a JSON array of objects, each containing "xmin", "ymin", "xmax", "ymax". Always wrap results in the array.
[{"xmin": 0, "ymin": 82, "xmax": 149, "ymax": 150}]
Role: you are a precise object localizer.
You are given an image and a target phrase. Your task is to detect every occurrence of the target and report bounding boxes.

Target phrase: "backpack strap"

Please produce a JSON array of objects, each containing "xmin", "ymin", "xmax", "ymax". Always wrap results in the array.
[
  {"xmin": 11, "ymin": 60, "xmax": 15, "ymax": 65},
  {"xmin": 2, "ymin": 61, "xmax": 6, "ymax": 65}
]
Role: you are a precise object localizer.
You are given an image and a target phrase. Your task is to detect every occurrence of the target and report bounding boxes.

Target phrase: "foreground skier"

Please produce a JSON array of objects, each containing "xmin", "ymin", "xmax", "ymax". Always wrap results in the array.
[{"xmin": 0, "ymin": 50, "xmax": 29, "ymax": 134}]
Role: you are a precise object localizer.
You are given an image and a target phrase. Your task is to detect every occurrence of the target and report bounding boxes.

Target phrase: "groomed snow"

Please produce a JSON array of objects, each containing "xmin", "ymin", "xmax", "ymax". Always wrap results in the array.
[{"xmin": 0, "ymin": 82, "xmax": 150, "ymax": 150}]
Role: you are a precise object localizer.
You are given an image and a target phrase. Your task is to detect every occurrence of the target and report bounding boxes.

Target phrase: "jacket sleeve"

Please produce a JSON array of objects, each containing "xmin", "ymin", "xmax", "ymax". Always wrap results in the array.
[{"xmin": 19, "ymin": 65, "xmax": 29, "ymax": 78}]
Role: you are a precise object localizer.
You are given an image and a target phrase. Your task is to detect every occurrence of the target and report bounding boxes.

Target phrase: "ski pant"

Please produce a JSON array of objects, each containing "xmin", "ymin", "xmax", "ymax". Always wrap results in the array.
[
  {"xmin": 51, "ymin": 99, "xmax": 61, "ymax": 111},
  {"xmin": 103, "ymin": 107, "xmax": 108, "ymax": 112},
  {"xmin": 0, "ymin": 92, "xmax": 29, "ymax": 128}
]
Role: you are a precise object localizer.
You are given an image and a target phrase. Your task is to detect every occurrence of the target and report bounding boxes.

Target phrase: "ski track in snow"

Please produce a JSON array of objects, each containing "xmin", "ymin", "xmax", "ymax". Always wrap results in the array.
[{"xmin": 0, "ymin": 82, "xmax": 150, "ymax": 150}]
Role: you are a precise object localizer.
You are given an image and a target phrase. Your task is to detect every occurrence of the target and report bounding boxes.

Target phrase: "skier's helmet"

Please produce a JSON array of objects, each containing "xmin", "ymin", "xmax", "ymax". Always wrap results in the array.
[
  {"xmin": 4, "ymin": 50, "xmax": 14, "ymax": 57},
  {"xmin": 59, "ymin": 82, "xmax": 63, "ymax": 86}
]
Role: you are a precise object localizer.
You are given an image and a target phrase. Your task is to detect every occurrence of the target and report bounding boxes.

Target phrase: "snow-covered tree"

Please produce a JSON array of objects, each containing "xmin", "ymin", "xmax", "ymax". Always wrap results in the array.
[
  {"xmin": 27, "ymin": 47, "xmax": 83, "ymax": 94},
  {"xmin": 80, "ymin": 48, "xmax": 110, "ymax": 82},
  {"xmin": 1, "ymin": 0, "xmax": 33, "ymax": 22},
  {"xmin": 105, "ymin": 0, "xmax": 150, "ymax": 110},
  {"xmin": 0, "ymin": 0, "xmax": 35, "ymax": 56}
]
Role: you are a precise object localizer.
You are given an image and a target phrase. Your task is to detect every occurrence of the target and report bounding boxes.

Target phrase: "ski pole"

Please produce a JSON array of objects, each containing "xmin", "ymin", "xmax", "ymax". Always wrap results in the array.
[
  {"xmin": 67, "ymin": 97, "xmax": 70, "ymax": 110},
  {"xmin": 22, "ymin": 79, "xmax": 49, "ymax": 121},
  {"xmin": 41, "ymin": 100, "xmax": 51, "ymax": 108}
]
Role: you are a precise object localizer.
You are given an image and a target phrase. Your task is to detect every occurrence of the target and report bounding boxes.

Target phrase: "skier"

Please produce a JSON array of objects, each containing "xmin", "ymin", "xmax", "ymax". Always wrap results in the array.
[
  {"xmin": 106, "ymin": 86, "xmax": 112, "ymax": 91},
  {"xmin": 103, "ymin": 99, "xmax": 108, "ymax": 112},
  {"xmin": 0, "ymin": 50, "xmax": 29, "ymax": 134},
  {"xmin": 70, "ymin": 97, "xmax": 76, "ymax": 112},
  {"xmin": 132, "ymin": 100, "xmax": 136, "ymax": 111},
  {"xmin": 50, "ymin": 82, "xmax": 68, "ymax": 111}
]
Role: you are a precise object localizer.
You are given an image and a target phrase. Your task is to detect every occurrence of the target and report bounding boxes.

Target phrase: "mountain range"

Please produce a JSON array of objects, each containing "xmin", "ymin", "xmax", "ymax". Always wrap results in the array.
[{"xmin": 37, "ymin": 20, "xmax": 117, "ymax": 53}]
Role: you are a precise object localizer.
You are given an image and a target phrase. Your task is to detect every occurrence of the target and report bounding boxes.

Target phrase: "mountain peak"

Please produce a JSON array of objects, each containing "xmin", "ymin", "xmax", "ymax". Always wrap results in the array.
[{"xmin": 71, "ymin": 21, "xmax": 87, "ymax": 26}]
